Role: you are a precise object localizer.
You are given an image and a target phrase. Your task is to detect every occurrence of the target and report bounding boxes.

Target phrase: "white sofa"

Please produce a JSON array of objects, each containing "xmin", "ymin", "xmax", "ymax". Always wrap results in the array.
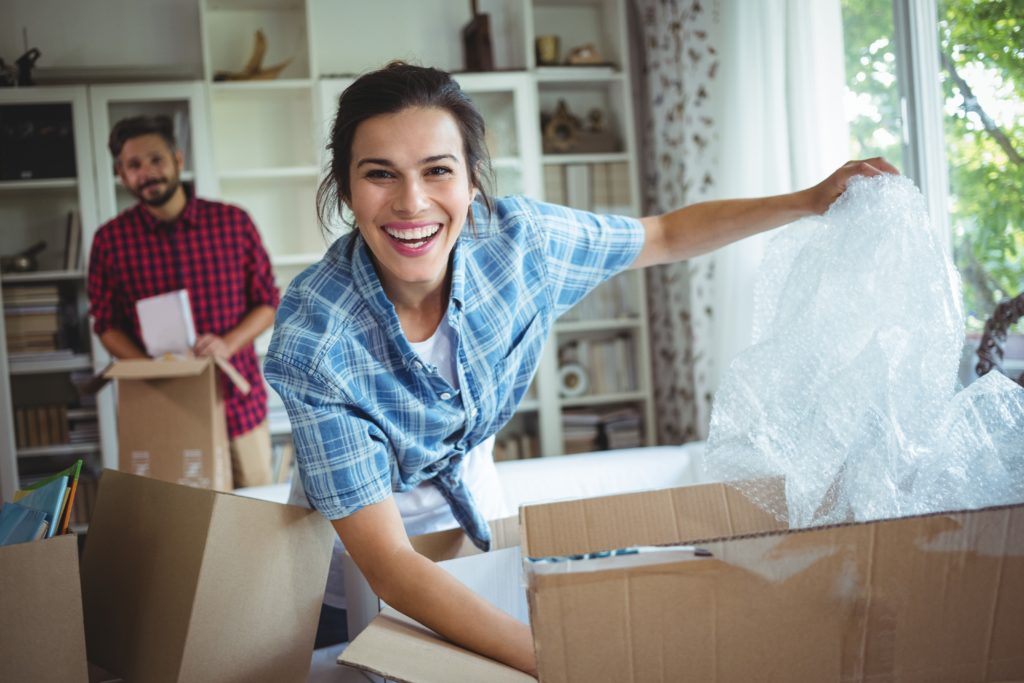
[
  {"xmin": 235, "ymin": 442, "xmax": 709, "ymax": 511},
  {"xmin": 234, "ymin": 442, "xmax": 710, "ymax": 682}
]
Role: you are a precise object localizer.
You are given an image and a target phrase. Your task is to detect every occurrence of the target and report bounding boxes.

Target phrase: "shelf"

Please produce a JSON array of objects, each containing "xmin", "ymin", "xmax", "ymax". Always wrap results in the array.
[
  {"xmin": 8, "ymin": 354, "xmax": 94, "ymax": 375},
  {"xmin": 560, "ymin": 391, "xmax": 648, "ymax": 408},
  {"xmin": 271, "ymin": 252, "xmax": 322, "ymax": 267},
  {"xmin": 518, "ymin": 399, "xmax": 540, "ymax": 411},
  {"xmin": 17, "ymin": 442, "xmax": 101, "ymax": 458},
  {"xmin": 207, "ymin": 0, "xmax": 304, "ymax": 12},
  {"xmin": 556, "ymin": 318, "xmax": 643, "ymax": 334},
  {"xmin": 491, "ymin": 157, "xmax": 522, "ymax": 170},
  {"xmin": 211, "ymin": 79, "xmax": 313, "ymax": 92},
  {"xmin": 2, "ymin": 269, "xmax": 85, "ymax": 283},
  {"xmin": 543, "ymin": 152, "xmax": 631, "ymax": 165},
  {"xmin": 536, "ymin": 67, "xmax": 622, "ymax": 83},
  {"xmin": 219, "ymin": 166, "xmax": 320, "ymax": 181},
  {"xmin": 0, "ymin": 178, "xmax": 77, "ymax": 191}
]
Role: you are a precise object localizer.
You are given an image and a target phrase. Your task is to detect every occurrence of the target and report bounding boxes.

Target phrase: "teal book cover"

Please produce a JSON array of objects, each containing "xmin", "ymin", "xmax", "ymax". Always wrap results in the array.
[
  {"xmin": 0, "ymin": 501, "xmax": 48, "ymax": 545},
  {"xmin": 14, "ymin": 475, "xmax": 68, "ymax": 539}
]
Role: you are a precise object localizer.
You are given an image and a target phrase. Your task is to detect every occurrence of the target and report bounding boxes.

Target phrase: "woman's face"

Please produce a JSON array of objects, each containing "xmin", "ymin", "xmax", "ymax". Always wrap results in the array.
[{"xmin": 346, "ymin": 106, "xmax": 476, "ymax": 303}]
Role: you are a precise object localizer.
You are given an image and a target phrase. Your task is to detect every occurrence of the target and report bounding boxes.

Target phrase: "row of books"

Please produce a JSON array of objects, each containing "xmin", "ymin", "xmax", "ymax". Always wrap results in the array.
[
  {"xmin": 494, "ymin": 432, "xmax": 542, "ymax": 461},
  {"xmin": 559, "ymin": 273, "xmax": 639, "ymax": 322},
  {"xmin": 13, "ymin": 404, "xmax": 99, "ymax": 449},
  {"xmin": 4, "ymin": 284, "xmax": 62, "ymax": 354},
  {"xmin": 562, "ymin": 407, "xmax": 644, "ymax": 454},
  {"xmin": 0, "ymin": 460, "xmax": 84, "ymax": 546},
  {"xmin": 558, "ymin": 335, "xmax": 638, "ymax": 396}
]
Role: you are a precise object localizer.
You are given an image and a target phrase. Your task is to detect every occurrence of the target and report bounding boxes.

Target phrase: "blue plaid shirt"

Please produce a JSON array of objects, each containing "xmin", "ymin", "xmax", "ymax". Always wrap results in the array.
[{"xmin": 264, "ymin": 195, "xmax": 644, "ymax": 550}]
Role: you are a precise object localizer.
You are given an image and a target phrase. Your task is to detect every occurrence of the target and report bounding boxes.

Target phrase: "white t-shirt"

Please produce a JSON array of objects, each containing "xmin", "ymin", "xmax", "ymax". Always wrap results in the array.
[{"xmin": 290, "ymin": 314, "xmax": 510, "ymax": 608}]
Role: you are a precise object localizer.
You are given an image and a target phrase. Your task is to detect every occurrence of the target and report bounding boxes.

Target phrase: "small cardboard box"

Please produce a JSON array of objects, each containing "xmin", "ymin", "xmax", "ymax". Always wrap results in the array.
[
  {"xmin": 80, "ymin": 469, "xmax": 336, "ymax": 683},
  {"xmin": 0, "ymin": 534, "xmax": 89, "ymax": 682},
  {"xmin": 103, "ymin": 357, "xmax": 250, "ymax": 491},
  {"xmin": 340, "ymin": 481, "xmax": 1024, "ymax": 682}
]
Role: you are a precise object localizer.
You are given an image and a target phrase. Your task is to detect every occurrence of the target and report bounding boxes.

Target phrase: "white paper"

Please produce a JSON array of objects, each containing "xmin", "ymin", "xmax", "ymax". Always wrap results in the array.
[{"xmin": 135, "ymin": 289, "xmax": 197, "ymax": 357}]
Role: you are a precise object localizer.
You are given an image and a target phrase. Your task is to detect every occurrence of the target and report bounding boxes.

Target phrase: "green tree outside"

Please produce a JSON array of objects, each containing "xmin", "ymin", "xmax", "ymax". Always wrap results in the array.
[{"xmin": 842, "ymin": 0, "xmax": 1023, "ymax": 329}]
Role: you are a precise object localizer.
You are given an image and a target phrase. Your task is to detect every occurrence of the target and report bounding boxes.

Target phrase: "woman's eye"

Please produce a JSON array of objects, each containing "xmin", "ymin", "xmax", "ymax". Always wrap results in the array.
[
  {"xmin": 426, "ymin": 166, "xmax": 453, "ymax": 177},
  {"xmin": 365, "ymin": 169, "xmax": 393, "ymax": 179}
]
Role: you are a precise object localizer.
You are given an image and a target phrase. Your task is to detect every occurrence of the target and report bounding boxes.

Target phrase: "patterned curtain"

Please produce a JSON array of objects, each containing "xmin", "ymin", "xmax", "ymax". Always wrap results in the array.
[{"xmin": 629, "ymin": 0, "xmax": 720, "ymax": 443}]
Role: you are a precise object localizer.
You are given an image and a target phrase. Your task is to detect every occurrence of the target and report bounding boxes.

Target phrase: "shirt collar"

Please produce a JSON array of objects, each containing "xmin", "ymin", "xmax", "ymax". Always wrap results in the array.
[{"xmin": 351, "ymin": 232, "xmax": 466, "ymax": 362}]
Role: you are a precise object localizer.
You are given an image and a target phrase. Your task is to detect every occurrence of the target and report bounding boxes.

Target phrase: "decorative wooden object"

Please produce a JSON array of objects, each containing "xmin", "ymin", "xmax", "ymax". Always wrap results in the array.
[{"xmin": 213, "ymin": 30, "xmax": 291, "ymax": 82}]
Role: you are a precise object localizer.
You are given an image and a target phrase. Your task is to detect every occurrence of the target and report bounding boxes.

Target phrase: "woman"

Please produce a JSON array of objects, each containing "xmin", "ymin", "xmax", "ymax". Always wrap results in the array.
[{"xmin": 264, "ymin": 61, "xmax": 896, "ymax": 675}]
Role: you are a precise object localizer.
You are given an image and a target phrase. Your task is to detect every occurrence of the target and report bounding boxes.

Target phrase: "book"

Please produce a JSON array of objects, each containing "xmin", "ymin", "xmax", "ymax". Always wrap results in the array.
[
  {"xmin": 64, "ymin": 209, "xmax": 82, "ymax": 271},
  {"xmin": 15, "ymin": 460, "xmax": 82, "ymax": 536},
  {"xmin": 136, "ymin": 289, "xmax": 197, "ymax": 357},
  {"xmin": 0, "ymin": 502, "xmax": 49, "ymax": 546},
  {"xmin": 12, "ymin": 475, "xmax": 68, "ymax": 539}
]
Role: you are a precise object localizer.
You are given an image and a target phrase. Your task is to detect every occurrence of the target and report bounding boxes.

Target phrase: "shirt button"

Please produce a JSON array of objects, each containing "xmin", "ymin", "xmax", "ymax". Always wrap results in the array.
[
  {"xmin": 413, "ymin": 361, "xmax": 423, "ymax": 370},
  {"xmin": 470, "ymin": 407, "xmax": 478, "ymax": 417},
  {"xmin": 440, "ymin": 392, "xmax": 452, "ymax": 400}
]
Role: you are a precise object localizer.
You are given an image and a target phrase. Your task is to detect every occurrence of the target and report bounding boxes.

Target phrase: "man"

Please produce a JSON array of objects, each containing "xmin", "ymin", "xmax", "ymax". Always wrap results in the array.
[{"xmin": 87, "ymin": 115, "xmax": 279, "ymax": 488}]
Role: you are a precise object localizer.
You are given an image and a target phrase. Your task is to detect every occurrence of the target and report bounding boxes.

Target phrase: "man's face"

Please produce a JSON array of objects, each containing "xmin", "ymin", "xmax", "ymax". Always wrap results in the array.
[{"xmin": 116, "ymin": 133, "xmax": 184, "ymax": 208}]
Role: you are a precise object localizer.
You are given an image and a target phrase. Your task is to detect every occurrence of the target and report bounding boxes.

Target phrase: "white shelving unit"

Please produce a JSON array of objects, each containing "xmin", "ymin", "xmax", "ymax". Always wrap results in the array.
[{"xmin": 0, "ymin": 85, "xmax": 109, "ymax": 503}]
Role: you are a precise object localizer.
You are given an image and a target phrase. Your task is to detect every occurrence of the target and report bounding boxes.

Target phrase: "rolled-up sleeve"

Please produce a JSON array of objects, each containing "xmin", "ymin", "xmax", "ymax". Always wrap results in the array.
[
  {"xmin": 86, "ymin": 228, "xmax": 119, "ymax": 336},
  {"xmin": 264, "ymin": 351, "xmax": 391, "ymax": 519},
  {"xmin": 525, "ymin": 199, "xmax": 645, "ymax": 317},
  {"xmin": 240, "ymin": 213, "xmax": 281, "ymax": 310}
]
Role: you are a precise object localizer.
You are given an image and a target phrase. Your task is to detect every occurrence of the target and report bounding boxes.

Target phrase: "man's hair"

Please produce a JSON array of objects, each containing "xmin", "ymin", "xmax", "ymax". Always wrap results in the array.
[{"xmin": 108, "ymin": 115, "xmax": 177, "ymax": 161}]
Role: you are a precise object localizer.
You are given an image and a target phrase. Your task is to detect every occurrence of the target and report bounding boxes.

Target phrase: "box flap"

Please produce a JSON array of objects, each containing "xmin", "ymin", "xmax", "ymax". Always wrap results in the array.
[
  {"xmin": 0, "ymin": 534, "xmax": 88, "ymax": 682},
  {"xmin": 103, "ymin": 357, "xmax": 210, "ymax": 380},
  {"xmin": 81, "ymin": 469, "xmax": 334, "ymax": 683},
  {"xmin": 410, "ymin": 515, "xmax": 520, "ymax": 561},
  {"xmin": 339, "ymin": 607, "xmax": 534, "ymax": 683},
  {"xmin": 521, "ymin": 480, "xmax": 785, "ymax": 559},
  {"xmin": 213, "ymin": 356, "xmax": 251, "ymax": 395}
]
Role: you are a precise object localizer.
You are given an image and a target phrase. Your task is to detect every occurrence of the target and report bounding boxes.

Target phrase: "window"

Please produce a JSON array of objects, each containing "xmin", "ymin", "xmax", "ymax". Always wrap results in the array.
[{"xmin": 842, "ymin": 0, "xmax": 1023, "ymax": 334}]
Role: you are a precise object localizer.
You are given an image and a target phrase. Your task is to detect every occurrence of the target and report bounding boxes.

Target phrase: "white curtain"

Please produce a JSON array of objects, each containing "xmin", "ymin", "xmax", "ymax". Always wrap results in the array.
[
  {"xmin": 633, "ymin": 0, "xmax": 850, "ymax": 441},
  {"xmin": 707, "ymin": 0, "xmax": 850, "ymax": 392}
]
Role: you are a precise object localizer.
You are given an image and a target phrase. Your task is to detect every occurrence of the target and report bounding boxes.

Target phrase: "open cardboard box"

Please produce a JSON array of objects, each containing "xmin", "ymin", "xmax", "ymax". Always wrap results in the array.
[
  {"xmin": 0, "ymin": 534, "xmax": 89, "ymax": 682},
  {"xmin": 80, "ymin": 469, "xmax": 336, "ymax": 683},
  {"xmin": 101, "ymin": 356, "xmax": 250, "ymax": 491},
  {"xmin": 340, "ymin": 480, "xmax": 1024, "ymax": 682}
]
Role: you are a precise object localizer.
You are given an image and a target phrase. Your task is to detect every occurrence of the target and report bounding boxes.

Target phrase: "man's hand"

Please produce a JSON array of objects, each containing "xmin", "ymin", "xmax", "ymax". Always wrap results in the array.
[{"xmin": 194, "ymin": 334, "xmax": 234, "ymax": 359}]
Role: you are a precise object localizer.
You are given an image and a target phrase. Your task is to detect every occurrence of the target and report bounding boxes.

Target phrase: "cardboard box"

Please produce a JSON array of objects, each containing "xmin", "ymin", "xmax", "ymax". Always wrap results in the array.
[
  {"xmin": 340, "ymin": 481, "xmax": 1024, "ymax": 682},
  {"xmin": 0, "ymin": 534, "xmax": 88, "ymax": 682},
  {"xmin": 80, "ymin": 469, "xmax": 335, "ymax": 683},
  {"xmin": 103, "ymin": 357, "xmax": 250, "ymax": 491}
]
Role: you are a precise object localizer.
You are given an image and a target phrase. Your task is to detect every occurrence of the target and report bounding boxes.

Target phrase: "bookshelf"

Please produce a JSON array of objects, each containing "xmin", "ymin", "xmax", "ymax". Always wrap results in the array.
[
  {"xmin": 0, "ymin": 86, "xmax": 109, "ymax": 513},
  {"xmin": 4, "ymin": 0, "xmax": 655, "ymax": 464}
]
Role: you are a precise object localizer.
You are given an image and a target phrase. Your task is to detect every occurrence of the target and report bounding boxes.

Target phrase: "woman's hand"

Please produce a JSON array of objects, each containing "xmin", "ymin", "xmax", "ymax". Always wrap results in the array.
[{"xmin": 805, "ymin": 157, "xmax": 900, "ymax": 215}]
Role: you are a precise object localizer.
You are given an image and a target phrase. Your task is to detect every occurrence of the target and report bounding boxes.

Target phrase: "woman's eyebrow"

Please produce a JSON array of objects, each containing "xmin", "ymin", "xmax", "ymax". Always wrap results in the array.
[{"xmin": 356, "ymin": 153, "xmax": 459, "ymax": 168}]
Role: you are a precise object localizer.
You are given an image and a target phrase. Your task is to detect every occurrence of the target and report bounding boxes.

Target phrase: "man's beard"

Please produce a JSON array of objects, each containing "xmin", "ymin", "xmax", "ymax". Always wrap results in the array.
[{"xmin": 134, "ymin": 176, "xmax": 181, "ymax": 208}]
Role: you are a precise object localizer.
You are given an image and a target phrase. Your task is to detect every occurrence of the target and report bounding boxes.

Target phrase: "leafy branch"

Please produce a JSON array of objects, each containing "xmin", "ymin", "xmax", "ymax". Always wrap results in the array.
[{"xmin": 940, "ymin": 50, "xmax": 1023, "ymax": 166}]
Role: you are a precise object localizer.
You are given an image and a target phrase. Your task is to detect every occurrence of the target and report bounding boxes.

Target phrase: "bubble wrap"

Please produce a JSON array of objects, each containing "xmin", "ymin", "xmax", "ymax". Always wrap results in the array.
[{"xmin": 703, "ymin": 174, "xmax": 1024, "ymax": 528}]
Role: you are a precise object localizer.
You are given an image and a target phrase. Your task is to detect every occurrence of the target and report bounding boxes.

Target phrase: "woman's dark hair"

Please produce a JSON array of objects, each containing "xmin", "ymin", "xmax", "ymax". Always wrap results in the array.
[
  {"xmin": 108, "ymin": 115, "xmax": 177, "ymax": 162},
  {"xmin": 317, "ymin": 61, "xmax": 495, "ymax": 232}
]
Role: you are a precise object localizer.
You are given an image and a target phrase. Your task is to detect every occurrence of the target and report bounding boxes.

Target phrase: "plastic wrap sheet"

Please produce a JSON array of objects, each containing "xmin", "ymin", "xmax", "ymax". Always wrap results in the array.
[{"xmin": 703, "ymin": 174, "xmax": 1024, "ymax": 527}]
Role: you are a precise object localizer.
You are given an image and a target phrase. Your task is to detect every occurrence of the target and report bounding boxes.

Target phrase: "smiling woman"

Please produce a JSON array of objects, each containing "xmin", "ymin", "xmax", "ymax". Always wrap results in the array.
[{"xmin": 263, "ymin": 61, "xmax": 892, "ymax": 675}]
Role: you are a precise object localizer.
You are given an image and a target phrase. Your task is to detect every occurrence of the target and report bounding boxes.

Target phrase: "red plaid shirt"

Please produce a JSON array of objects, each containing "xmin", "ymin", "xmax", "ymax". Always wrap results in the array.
[{"xmin": 88, "ymin": 186, "xmax": 280, "ymax": 438}]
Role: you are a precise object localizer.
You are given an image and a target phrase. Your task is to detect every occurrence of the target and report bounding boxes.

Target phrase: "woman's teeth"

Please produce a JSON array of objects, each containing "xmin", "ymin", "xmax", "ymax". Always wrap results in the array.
[{"xmin": 384, "ymin": 224, "xmax": 441, "ymax": 243}]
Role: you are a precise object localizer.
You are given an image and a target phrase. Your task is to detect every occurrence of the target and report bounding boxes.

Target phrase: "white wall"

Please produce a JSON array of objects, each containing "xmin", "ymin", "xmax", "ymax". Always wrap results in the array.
[{"xmin": 1, "ymin": 0, "xmax": 203, "ymax": 80}]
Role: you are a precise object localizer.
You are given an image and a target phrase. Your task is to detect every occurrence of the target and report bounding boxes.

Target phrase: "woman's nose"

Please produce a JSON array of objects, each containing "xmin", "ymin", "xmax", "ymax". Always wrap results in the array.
[{"xmin": 392, "ymin": 178, "xmax": 430, "ymax": 215}]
